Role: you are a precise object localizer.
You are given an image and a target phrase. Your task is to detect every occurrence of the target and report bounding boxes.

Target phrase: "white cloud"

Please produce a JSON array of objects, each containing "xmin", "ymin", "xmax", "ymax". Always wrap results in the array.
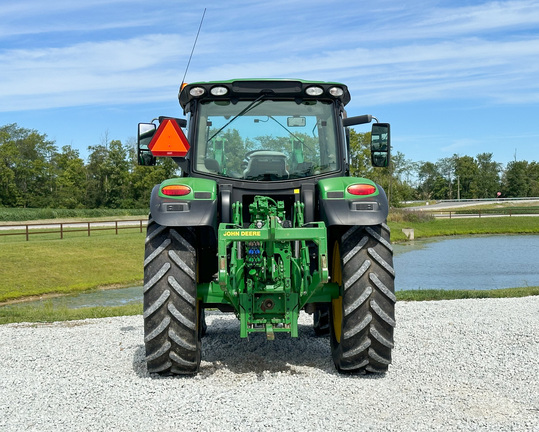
[
  {"xmin": 0, "ymin": 0, "xmax": 138, "ymax": 17},
  {"xmin": 0, "ymin": 34, "xmax": 191, "ymax": 108},
  {"xmin": 418, "ymin": 0, "xmax": 539, "ymax": 35},
  {"xmin": 2, "ymin": 1, "xmax": 539, "ymax": 111}
]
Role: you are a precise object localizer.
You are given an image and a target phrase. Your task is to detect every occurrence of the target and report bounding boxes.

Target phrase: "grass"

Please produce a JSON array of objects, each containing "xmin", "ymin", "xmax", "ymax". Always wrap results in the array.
[
  {"xmin": 0, "ymin": 302, "xmax": 142, "ymax": 325},
  {"xmin": 0, "ymin": 211, "xmax": 538, "ymax": 324},
  {"xmin": 2, "ymin": 286, "xmax": 538, "ymax": 325},
  {"xmin": 389, "ymin": 215, "xmax": 539, "ymax": 242},
  {"xmin": 396, "ymin": 286, "xmax": 539, "ymax": 301},
  {"xmin": 0, "ymin": 230, "xmax": 144, "ymax": 303}
]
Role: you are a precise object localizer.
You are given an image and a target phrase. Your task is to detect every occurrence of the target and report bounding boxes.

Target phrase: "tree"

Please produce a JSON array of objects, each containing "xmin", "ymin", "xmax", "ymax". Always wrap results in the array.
[
  {"xmin": 472, "ymin": 153, "xmax": 501, "ymax": 198},
  {"xmin": 0, "ymin": 126, "xmax": 19, "ymax": 206},
  {"xmin": 1, "ymin": 122, "xmax": 536, "ymax": 209},
  {"xmin": 106, "ymin": 139, "xmax": 131, "ymax": 207},
  {"xmin": 370, "ymin": 151, "xmax": 416, "ymax": 205},
  {"xmin": 437, "ymin": 157, "xmax": 457, "ymax": 200},
  {"xmin": 529, "ymin": 162, "xmax": 539, "ymax": 197},
  {"xmin": 0, "ymin": 123, "xmax": 56, "ymax": 207},
  {"xmin": 502, "ymin": 160, "xmax": 537, "ymax": 197},
  {"xmin": 129, "ymin": 147, "xmax": 179, "ymax": 208},
  {"xmin": 349, "ymin": 130, "xmax": 417, "ymax": 205},
  {"xmin": 453, "ymin": 155, "xmax": 478, "ymax": 199},
  {"xmin": 416, "ymin": 161, "xmax": 448, "ymax": 200},
  {"xmin": 348, "ymin": 130, "xmax": 373, "ymax": 178},
  {"xmin": 85, "ymin": 144, "xmax": 109, "ymax": 208},
  {"xmin": 85, "ymin": 139, "xmax": 132, "ymax": 208},
  {"xmin": 53, "ymin": 145, "xmax": 86, "ymax": 208}
]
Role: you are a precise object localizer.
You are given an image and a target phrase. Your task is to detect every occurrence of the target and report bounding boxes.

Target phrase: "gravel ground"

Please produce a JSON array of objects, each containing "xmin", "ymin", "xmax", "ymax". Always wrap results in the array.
[{"xmin": 1, "ymin": 296, "xmax": 538, "ymax": 431}]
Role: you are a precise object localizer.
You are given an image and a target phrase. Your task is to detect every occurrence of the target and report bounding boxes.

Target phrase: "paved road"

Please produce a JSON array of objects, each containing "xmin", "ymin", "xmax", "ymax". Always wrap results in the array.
[
  {"xmin": 407, "ymin": 199, "xmax": 539, "ymax": 211},
  {"xmin": 406, "ymin": 199, "xmax": 539, "ymax": 218}
]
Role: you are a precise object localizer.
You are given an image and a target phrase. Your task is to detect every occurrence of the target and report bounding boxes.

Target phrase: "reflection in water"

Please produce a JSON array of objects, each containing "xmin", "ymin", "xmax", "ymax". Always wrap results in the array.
[
  {"xmin": 2, "ymin": 286, "xmax": 142, "ymax": 310},
  {"xmin": 393, "ymin": 235, "xmax": 539, "ymax": 291}
]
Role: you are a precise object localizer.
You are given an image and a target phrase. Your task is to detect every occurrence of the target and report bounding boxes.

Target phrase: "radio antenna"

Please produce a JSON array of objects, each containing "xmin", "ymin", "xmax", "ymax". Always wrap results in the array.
[{"xmin": 180, "ymin": 8, "xmax": 206, "ymax": 89}]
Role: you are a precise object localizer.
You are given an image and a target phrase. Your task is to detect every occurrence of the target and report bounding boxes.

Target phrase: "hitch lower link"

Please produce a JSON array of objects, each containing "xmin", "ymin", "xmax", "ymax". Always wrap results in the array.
[{"xmin": 216, "ymin": 198, "xmax": 329, "ymax": 339}]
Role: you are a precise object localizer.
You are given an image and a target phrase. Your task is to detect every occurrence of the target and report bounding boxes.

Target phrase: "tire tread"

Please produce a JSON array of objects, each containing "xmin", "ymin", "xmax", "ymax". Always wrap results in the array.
[
  {"xmin": 143, "ymin": 218, "xmax": 200, "ymax": 375},
  {"xmin": 330, "ymin": 224, "xmax": 396, "ymax": 374}
]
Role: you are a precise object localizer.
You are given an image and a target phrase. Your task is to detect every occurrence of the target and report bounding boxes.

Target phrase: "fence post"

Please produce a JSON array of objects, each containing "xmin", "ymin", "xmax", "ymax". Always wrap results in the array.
[
  {"xmin": 60, "ymin": 223, "xmax": 63, "ymax": 240},
  {"xmin": 26, "ymin": 225, "xmax": 29, "ymax": 241},
  {"xmin": 449, "ymin": 211, "xmax": 452, "ymax": 219},
  {"xmin": 88, "ymin": 222, "xmax": 91, "ymax": 237},
  {"xmin": 115, "ymin": 221, "xmax": 118, "ymax": 235},
  {"xmin": 140, "ymin": 220, "xmax": 143, "ymax": 233}
]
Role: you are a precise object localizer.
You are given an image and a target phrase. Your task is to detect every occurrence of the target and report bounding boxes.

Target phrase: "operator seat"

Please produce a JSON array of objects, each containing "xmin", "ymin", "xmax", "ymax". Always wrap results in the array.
[{"xmin": 243, "ymin": 151, "xmax": 289, "ymax": 180}]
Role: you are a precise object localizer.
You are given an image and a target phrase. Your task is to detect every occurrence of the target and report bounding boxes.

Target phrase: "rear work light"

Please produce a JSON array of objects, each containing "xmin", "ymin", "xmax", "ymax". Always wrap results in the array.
[
  {"xmin": 329, "ymin": 87, "xmax": 344, "ymax": 97},
  {"xmin": 305, "ymin": 86, "xmax": 324, "ymax": 96},
  {"xmin": 347, "ymin": 184, "xmax": 377, "ymax": 196},
  {"xmin": 189, "ymin": 87, "xmax": 205, "ymax": 97},
  {"xmin": 161, "ymin": 185, "xmax": 192, "ymax": 196},
  {"xmin": 210, "ymin": 86, "xmax": 228, "ymax": 96}
]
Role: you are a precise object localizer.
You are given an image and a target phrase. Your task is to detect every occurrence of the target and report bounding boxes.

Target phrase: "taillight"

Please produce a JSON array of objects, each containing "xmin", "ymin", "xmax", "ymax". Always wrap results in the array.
[
  {"xmin": 161, "ymin": 185, "xmax": 192, "ymax": 196},
  {"xmin": 347, "ymin": 184, "xmax": 376, "ymax": 196}
]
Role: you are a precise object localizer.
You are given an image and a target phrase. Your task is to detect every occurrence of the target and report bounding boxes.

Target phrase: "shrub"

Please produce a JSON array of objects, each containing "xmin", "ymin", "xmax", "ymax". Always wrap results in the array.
[
  {"xmin": 0, "ymin": 208, "xmax": 149, "ymax": 222},
  {"xmin": 388, "ymin": 208, "xmax": 435, "ymax": 223}
]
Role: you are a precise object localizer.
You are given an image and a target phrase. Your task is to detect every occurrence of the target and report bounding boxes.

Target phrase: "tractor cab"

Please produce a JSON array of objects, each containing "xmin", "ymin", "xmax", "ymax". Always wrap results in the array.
[{"xmin": 137, "ymin": 80, "xmax": 390, "ymax": 179}]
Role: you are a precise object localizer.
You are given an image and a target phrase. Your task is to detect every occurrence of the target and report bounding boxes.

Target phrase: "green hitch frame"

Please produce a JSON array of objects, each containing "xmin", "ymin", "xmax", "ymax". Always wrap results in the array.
[{"xmin": 201, "ymin": 196, "xmax": 337, "ymax": 339}]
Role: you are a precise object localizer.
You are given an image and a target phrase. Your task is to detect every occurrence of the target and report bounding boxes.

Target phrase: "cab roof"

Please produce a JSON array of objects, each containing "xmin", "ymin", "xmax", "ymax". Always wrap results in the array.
[{"xmin": 178, "ymin": 79, "xmax": 351, "ymax": 109}]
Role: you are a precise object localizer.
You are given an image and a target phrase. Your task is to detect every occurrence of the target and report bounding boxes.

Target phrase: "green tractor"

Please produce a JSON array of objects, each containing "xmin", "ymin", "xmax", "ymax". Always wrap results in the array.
[{"xmin": 137, "ymin": 79, "xmax": 395, "ymax": 375}]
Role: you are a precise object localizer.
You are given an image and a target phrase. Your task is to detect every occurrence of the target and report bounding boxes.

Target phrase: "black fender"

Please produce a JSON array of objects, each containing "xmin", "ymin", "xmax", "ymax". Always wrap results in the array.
[
  {"xmin": 318, "ymin": 177, "xmax": 389, "ymax": 227},
  {"xmin": 149, "ymin": 179, "xmax": 218, "ymax": 233}
]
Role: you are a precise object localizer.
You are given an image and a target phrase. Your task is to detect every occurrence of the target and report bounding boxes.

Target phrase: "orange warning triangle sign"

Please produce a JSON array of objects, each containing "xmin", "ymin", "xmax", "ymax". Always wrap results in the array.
[{"xmin": 149, "ymin": 119, "xmax": 190, "ymax": 157}]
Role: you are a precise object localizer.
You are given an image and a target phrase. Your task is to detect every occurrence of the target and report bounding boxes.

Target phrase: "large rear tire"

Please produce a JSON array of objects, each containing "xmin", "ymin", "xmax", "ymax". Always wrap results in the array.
[
  {"xmin": 143, "ymin": 216, "xmax": 201, "ymax": 375},
  {"xmin": 330, "ymin": 223, "xmax": 396, "ymax": 374}
]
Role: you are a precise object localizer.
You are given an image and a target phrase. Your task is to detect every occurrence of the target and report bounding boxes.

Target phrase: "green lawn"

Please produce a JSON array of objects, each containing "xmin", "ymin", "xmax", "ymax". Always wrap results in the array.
[
  {"xmin": 0, "ymin": 303, "xmax": 142, "ymax": 325},
  {"xmin": 0, "ymin": 214, "xmax": 538, "ymax": 324},
  {"xmin": 397, "ymin": 286, "xmax": 539, "ymax": 301},
  {"xmin": 0, "ymin": 230, "xmax": 144, "ymax": 302},
  {"xmin": 389, "ymin": 216, "xmax": 539, "ymax": 241},
  {"xmin": 1, "ymin": 216, "xmax": 538, "ymax": 303}
]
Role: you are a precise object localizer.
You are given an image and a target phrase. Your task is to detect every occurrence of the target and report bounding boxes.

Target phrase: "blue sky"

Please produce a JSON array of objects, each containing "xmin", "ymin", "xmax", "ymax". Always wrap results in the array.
[{"xmin": 2, "ymin": 0, "xmax": 539, "ymax": 167}]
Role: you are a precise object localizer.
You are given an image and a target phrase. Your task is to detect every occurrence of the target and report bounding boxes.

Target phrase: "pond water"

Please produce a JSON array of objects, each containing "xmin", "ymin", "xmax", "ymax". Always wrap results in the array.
[
  {"xmin": 2, "ymin": 286, "xmax": 143, "ymax": 311},
  {"xmin": 3, "ymin": 234, "xmax": 538, "ymax": 310},
  {"xmin": 393, "ymin": 234, "xmax": 539, "ymax": 291}
]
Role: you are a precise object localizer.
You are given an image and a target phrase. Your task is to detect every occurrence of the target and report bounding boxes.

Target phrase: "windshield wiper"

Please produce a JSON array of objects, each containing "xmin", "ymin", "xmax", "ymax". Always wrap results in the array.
[{"xmin": 207, "ymin": 94, "xmax": 266, "ymax": 143}]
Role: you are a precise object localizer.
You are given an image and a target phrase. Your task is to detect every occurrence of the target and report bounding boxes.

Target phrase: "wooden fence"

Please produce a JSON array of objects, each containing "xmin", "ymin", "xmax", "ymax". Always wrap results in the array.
[
  {"xmin": 418, "ymin": 208, "xmax": 539, "ymax": 218},
  {"xmin": 1, "ymin": 208, "xmax": 537, "ymax": 241},
  {"xmin": 0, "ymin": 220, "xmax": 147, "ymax": 241}
]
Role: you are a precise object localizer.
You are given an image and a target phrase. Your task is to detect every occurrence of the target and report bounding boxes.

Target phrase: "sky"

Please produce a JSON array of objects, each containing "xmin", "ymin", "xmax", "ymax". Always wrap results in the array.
[{"xmin": 2, "ymin": 0, "xmax": 539, "ymax": 167}]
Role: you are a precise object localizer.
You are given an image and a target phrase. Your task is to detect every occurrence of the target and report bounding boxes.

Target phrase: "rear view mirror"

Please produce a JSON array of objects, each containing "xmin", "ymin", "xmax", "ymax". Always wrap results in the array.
[
  {"xmin": 287, "ymin": 116, "xmax": 306, "ymax": 127},
  {"xmin": 138, "ymin": 123, "xmax": 157, "ymax": 166},
  {"xmin": 371, "ymin": 123, "xmax": 390, "ymax": 168}
]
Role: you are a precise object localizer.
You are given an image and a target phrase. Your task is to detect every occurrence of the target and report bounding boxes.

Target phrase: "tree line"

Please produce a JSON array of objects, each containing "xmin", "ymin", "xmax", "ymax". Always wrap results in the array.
[
  {"xmin": 0, "ymin": 124, "xmax": 178, "ymax": 208},
  {"xmin": 349, "ymin": 130, "xmax": 539, "ymax": 205},
  {"xmin": 1, "ymin": 123, "xmax": 537, "ymax": 209}
]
